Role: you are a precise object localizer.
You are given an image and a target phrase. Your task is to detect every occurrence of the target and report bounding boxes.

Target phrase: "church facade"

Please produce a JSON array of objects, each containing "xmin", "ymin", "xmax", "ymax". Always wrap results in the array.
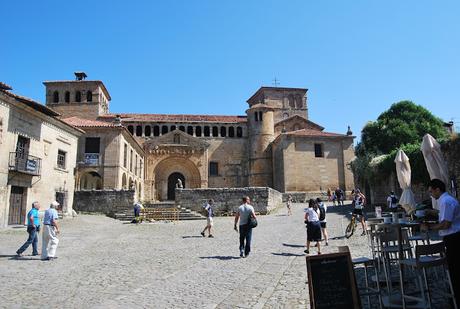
[{"xmin": 44, "ymin": 73, "xmax": 355, "ymax": 202}]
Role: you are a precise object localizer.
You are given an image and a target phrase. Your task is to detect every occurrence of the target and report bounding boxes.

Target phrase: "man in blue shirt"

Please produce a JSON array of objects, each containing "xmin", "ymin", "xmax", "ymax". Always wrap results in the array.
[
  {"xmin": 41, "ymin": 201, "xmax": 60, "ymax": 261},
  {"xmin": 16, "ymin": 201, "xmax": 41, "ymax": 257}
]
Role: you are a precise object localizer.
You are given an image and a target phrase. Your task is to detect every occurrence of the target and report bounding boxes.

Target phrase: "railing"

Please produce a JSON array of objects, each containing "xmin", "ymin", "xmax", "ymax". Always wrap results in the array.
[
  {"xmin": 8, "ymin": 152, "xmax": 41, "ymax": 176},
  {"xmin": 83, "ymin": 153, "xmax": 101, "ymax": 166},
  {"xmin": 141, "ymin": 207, "xmax": 179, "ymax": 222}
]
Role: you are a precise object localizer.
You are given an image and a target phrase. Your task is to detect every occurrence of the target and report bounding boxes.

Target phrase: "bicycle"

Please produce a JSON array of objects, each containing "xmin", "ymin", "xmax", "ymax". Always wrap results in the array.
[{"xmin": 345, "ymin": 212, "xmax": 365, "ymax": 238}]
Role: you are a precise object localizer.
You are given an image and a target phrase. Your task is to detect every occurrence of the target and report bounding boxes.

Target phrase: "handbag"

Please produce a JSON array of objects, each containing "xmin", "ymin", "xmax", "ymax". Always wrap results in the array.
[{"xmin": 248, "ymin": 215, "xmax": 258, "ymax": 228}]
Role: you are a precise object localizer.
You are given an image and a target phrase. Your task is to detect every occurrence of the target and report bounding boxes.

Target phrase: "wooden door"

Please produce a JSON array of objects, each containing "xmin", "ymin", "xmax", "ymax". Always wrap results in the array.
[{"xmin": 8, "ymin": 186, "xmax": 26, "ymax": 225}]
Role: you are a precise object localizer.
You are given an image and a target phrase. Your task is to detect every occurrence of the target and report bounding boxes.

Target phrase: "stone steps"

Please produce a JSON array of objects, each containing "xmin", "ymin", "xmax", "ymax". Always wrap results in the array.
[{"xmin": 113, "ymin": 205, "xmax": 206, "ymax": 222}]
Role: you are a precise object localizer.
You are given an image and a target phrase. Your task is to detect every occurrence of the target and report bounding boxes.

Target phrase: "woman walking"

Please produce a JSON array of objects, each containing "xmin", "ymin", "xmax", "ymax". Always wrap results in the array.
[
  {"xmin": 304, "ymin": 199, "xmax": 322, "ymax": 254},
  {"xmin": 316, "ymin": 198, "xmax": 329, "ymax": 246}
]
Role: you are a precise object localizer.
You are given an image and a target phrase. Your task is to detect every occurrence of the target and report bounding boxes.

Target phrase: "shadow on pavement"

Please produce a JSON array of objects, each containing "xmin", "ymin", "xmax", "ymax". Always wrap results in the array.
[
  {"xmin": 271, "ymin": 252, "xmax": 304, "ymax": 257},
  {"xmin": 182, "ymin": 236, "xmax": 204, "ymax": 239},
  {"xmin": 282, "ymin": 243, "xmax": 305, "ymax": 248},
  {"xmin": 199, "ymin": 256, "xmax": 241, "ymax": 260}
]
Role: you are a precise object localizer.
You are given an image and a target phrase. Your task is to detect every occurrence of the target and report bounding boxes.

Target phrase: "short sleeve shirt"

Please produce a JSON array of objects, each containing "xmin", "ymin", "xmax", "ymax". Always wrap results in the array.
[
  {"xmin": 387, "ymin": 195, "xmax": 398, "ymax": 208},
  {"xmin": 438, "ymin": 192, "xmax": 460, "ymax": 237},
  {"xmin": 318, "ymin": 203, "xmax": 327, "ymax": 223},
  {"xmin": 27, "ymin": 208, "xmax": 40, "ymax": 226},
  {"xmin": 43, "ymin": 208, "xmax": 59, "ymax": 225},
  {"xmin": 205, "ymin": 204, "xmax": 213, "ymax": 218},
  {"xmin": 238, "ymin": 204, "xmax": 254, "ymax": 226},
  {"xmin": 306, "ymin": 208, "xmax": 320, "ymax": 222}
]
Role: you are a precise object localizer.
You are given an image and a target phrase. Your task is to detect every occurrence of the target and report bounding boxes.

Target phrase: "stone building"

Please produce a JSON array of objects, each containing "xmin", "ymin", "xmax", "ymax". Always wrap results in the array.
[
  {"xmin": 0, "ymin": 82, "xmax": 82, "ymax": 228},
  {"xmin": 63, "ymin": 116, "xmax": 144, "ymax": 201},
  {"xmin": 44, "ymin": 73, "xmax": 355, "ymax": 202}
]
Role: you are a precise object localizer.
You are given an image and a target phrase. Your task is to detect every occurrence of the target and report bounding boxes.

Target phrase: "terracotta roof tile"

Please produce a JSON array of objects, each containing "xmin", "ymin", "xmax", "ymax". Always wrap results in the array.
[
  {"xmin": 0, "ymin": 88, "xmax": 60, "ymax": 117},
  {"xmin": 99, "ymin": 113, "xmax": 247, "ymax": 123},
  {"xmin": 0, "ymin": 81, "xmax": 13, "ymax": 90},
  {"xmin": 285, "ymin": 129, "xmax": 350, "ymax": 138},
  {"xmin": 62, "ymin": 116, "xmax": 116, "ymax": 128}
]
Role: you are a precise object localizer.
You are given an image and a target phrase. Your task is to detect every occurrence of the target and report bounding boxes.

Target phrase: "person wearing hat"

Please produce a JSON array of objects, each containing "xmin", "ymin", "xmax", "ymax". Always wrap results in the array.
[{"xmin": 41, "ymin": 201, "xmax": 60, "ymax": 261}]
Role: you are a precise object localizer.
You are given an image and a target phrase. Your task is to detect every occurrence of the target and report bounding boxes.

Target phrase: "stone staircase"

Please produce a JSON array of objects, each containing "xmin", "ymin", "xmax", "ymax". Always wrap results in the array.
[{"xmin": 113, "ymin": 201, "xmax": 206, "ymax": 222}]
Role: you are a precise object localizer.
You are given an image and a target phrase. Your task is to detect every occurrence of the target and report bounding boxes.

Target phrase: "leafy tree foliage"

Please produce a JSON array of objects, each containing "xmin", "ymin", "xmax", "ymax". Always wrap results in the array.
[
  {"xmin": 353, "ymin": 101, "xmax": 449, "ymax": 185},
  {"xmin": 359, "ymin": 101, "xmax": 448, "ymax": 155}
]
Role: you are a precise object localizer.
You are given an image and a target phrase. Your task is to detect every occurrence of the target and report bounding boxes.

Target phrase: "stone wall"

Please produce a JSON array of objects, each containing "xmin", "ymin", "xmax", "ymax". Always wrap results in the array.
[
  {"xmin": 73, "ymin": 190, "xmax": 135, "ymax": 217},
  {"xmin": 175, "ymin": 187, "xmax": 283, "ymax": 215},
  {"xmin": 362, "ymin": 137, "xmax": 460, "ymax": 205}
]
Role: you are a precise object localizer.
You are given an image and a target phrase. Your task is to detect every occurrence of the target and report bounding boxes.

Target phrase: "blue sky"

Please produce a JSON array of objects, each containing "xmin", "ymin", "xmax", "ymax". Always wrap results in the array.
[{"xmin": 2, "ymin": 0, "xmax": 459, "ymax": 139}]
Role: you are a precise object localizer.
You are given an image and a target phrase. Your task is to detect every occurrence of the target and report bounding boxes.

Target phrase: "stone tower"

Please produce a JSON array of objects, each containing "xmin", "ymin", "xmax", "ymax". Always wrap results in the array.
[
  {"xmin": 43, "ymin": 72, "xmax": 111, "ymax": 120},
  {"xmin": 246, "ymin": 103, "xmax": 275, "ymax": 187},
  {"xmin": 246, "ymin": 86, "xmax": 308, "ymax": 123}
]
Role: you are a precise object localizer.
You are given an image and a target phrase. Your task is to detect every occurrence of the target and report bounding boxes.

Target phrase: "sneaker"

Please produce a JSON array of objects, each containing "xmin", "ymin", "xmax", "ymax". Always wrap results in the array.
[
  {"xmin": 16, "ymin": 251, "xmax": 23, "ymax": 257},
  {"xmin": 200, "ymin": 232, "xmax": 205, "ymax": 237},
  {"xmin": 240, "ymin": 252, "xmax": 244, "ymax": 258},
  {"xmin": 32, "ymin": 253, "xmax": 39, "ymax": 256},
  {"xmin": 325, "ymin": 242, "xmax": 329, "ymax": 246},
  {"xmin": 208, "ymin": 234, "xmax": 214, "ymax": 238},
  {"xmin": 361, "ymin": 231, "xmax": 367, "ymax": 236},
  {"xmin": 304, "ymin": 249, "xmax": 309, "ymax": 254}
]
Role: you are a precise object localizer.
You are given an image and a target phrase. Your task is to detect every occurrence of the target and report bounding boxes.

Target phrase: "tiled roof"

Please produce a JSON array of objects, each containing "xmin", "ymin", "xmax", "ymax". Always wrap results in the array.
[
  {"xmin": 62, "ymin": 116, "xmax": 116, "ymax": 128},
  {"xmin": 275, "ymin": 116, "xmax": 324, "ymax": 131},
  {"xmin": 285, "ymin": 129, "xmax": 350, "ymax": 138},
  {"xmin": 0, "ymin": 81, "xmax": 13, "ymax": 90},
  {"xmin": 0, "ymin": 88, "xmax": 60, "ymax": 117},
  {"xmin": 99, "ymin": 113, "xmax": 247, "ymax": 123}
]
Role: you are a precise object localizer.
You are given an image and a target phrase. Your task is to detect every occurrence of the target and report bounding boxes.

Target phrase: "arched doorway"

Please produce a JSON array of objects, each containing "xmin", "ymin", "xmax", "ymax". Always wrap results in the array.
[
  {"xmin": 153, "ymin": 156, "xmax": 202, "ymax": 201},
  {"xmin": 79, "ymin": 171, "xmax": 102, "ymax": 190},
  {"xmin": 167, "ymin": 172, "xmax": 185, "ymax": 200},
  {"xmin": 121, "ymin": 173, "xmax": 127, "ymax": 189}
]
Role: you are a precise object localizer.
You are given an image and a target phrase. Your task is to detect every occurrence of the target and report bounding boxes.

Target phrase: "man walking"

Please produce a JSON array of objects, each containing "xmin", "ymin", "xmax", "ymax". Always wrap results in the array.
[
  {"xmin": 42, "ymin": 201, "xmax": 60, "ymax": 261},
  {"xmin": 16, "ymin": 201, "xmax": 41, "ymax": 257},
  {"xmin": 234, "ymin": 196, "xmax": 256, "ymax": 258},
  {"xmin": 421, "ymin": 179, "xmax": 460, "ymax": 306},
  {"xmin": 201, "ymin": 199, "xmax": 214, "ymax": 238}
]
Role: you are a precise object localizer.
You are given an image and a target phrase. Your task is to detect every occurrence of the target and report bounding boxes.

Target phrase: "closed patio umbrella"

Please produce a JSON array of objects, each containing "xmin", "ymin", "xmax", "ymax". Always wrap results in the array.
[
  {"xmin": 421, "ymin": 134, "xmax": 449, "ymax": 209},
  {"xmin": 394, "ymin": 149, "xmax": 416, "ymax": 214}
]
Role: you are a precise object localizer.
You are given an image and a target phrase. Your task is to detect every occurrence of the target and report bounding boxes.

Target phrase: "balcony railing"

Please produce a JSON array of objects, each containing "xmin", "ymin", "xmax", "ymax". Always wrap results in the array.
[
  {"xmin": 82, "ymin": 153, "xmax": 101, "ymax": 166},
  {"xmin": 9, "ymin": 152, "xmax": 41, "ymax": 176}
]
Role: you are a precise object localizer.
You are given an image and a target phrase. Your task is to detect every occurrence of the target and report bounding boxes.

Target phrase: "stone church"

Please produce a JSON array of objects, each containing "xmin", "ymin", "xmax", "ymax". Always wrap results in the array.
[{"xmin": 45, "ymin": 73, "xmax": 355, "ymax": 202}]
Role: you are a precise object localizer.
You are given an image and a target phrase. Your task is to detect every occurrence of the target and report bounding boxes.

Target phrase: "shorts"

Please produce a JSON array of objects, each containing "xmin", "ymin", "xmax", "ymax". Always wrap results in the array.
[
  {"xmin": 206, "ymin": 217, "xmax": 213, "ymax": 226},
  {"xmin": 352, "ymin": 208, "xmax": 364, "ymax": 217},
  {"xmin": 320, "ymin": 222, "xmax": 327, "ymax": 229},
  {"xmin": 307, "ymin": 221, "xmax": 322, "ymax": 241}
]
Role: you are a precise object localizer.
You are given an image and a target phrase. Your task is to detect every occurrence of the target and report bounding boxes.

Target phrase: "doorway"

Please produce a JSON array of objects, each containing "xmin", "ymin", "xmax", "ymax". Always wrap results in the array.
[
  {"xmin": 8, "ymin": 186, "xmax": 27, "ymax": 225},
  {"xmin": 167, "ymin": 172, "xmax": 185, "ymax": 200}
]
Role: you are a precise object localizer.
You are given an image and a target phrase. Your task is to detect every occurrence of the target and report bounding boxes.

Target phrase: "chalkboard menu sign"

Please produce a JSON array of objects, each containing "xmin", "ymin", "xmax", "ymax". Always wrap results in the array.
[{"xmin": 306, "ymin": 251, "xmax": 361, "ymax": 309}]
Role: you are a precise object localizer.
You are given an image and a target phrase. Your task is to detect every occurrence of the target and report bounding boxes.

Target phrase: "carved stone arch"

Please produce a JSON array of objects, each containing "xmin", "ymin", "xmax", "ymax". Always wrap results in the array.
[{"xmin": 153, "ymin": 156, "xmax": 201, "ymax": 201}]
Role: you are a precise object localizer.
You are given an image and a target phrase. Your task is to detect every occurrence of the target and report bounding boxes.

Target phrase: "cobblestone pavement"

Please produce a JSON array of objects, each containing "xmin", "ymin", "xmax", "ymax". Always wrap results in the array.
[{"xmin": 0, "ymin": 202, "xmax": 449, "ymax": 308}]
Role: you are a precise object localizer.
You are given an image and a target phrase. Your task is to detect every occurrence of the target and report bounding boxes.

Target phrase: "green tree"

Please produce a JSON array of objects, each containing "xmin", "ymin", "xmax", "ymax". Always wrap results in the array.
[
  {"xmin": 359, "ymin": 101, "xmax": 448, "ymax": 155},
  {"xmin": 352, "ymin": 101, "xmax": 449, "ymax": 185}
]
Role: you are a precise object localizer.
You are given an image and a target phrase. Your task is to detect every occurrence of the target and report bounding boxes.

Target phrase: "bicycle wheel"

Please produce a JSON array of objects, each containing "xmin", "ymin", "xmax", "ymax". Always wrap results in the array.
[{"xmin": 345, "ymin": 219, "xmax": 355, "ymax": 239}]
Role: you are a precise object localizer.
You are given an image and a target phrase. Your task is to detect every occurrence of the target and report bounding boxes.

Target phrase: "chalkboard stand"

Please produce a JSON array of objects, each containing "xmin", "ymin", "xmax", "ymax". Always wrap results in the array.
[{"xmin": 306, "ymin": 249, "xmax": 361, "ymax": 309}]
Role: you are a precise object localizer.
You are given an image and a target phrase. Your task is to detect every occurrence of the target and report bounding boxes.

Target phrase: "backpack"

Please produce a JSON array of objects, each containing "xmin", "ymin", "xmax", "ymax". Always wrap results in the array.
[
  {"xmin": 319, "ymin": 206, "xmax": 326, "ymax": 221},
  {"xmin": 391, "ymin": 195, "xmax": 398, "ymax": 204}
]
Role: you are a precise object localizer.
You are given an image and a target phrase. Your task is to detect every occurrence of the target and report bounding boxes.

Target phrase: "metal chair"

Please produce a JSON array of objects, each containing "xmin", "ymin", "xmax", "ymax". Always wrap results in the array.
[
  {"xmin": 399, "ymin": 242, "xmax": 457, "ymax": 309},
  {"xmin": 352, "ymin": 256, "xmax": 383, "ymax": 309}
]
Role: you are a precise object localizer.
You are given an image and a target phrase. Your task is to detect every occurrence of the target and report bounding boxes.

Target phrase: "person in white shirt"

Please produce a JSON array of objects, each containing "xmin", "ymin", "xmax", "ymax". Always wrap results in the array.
[
  {"xmin": 421, "ymin": 179, "xmax": 460, "ymax": 306},
  {"xmin": 304, "ymin": 199, "xmax": 321, "ymax": 255},
  {"xmin": 353, "ymin": 189, "xmax": 367, "ymax": 236},
  {"xmin": 201, "ymin": 199, "xmax": 214, "ymax": 238},
  {"xmin": 41, "ymin": 201, "xmax": 60, "ymax": 261},
  {"xmin": 386, "ymin": 191, "xmax": 398, "ymax": 210},
  {"xmin": 234, "ymin": 196, "xmax": 256, "ymax": 258}
]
